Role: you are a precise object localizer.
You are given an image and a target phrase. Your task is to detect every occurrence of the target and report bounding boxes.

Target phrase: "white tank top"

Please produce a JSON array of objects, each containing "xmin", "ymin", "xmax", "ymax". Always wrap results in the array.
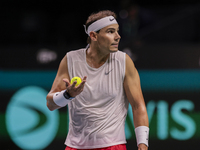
[{"xmin": 65, "ymin": 48, "xmax": 129, "ymax": 149}]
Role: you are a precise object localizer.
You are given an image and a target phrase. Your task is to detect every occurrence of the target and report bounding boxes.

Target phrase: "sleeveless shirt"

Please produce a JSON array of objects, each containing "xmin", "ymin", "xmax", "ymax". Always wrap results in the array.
[{"xmin": 65, "ymin": 48, "xmax": 129, "ymax": 149}]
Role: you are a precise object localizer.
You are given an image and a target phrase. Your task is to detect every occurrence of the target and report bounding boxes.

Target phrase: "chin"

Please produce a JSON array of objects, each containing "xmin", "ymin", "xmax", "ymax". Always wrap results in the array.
[{"xmin": 109, "ymin": 48, "xmax": 118, "ymax": 53}]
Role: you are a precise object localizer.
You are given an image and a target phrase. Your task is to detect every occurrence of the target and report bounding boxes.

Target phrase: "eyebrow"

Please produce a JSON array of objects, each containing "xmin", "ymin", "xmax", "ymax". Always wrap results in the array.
[{"xmin": 106, "ymin": 28, "xmax": 119, "ymax": 31}]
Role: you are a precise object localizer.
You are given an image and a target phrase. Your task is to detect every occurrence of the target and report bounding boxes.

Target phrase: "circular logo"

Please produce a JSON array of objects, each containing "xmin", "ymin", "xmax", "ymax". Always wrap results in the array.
[{"xmin": 6, "ymin": 86, "xmax": 59, "ymax": 150}]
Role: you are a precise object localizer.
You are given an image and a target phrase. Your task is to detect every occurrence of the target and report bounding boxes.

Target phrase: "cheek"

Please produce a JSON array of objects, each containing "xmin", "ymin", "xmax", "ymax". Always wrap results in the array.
[
  {"xmin": 97, "ymin": 34, "xmax": 113, "ymax": 47},
  {"xmin": 98, "ymin": 37, "xmax": 109, "ymax": 46},
  {"xmin": 101, "ymin": 35, "xmax": 113, "ymax": 45}
]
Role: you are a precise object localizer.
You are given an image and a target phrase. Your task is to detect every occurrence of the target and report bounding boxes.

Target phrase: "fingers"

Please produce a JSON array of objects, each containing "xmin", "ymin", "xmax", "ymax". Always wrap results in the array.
[
  {"xmin": 82, "ymin": 76, "xmax": 87, "ymax": 81},
  {"xmin": 63, "ymin": 78, "xmax": 69, "ymax": 83},
  {"xmin": 63, "ymin": 78, "xmax": 70, "ymax": 87},
  {"xmin": 63, "ymin": 76, "xmax": 87, "ymax": 97},
  {"xmin": 71, "ymin": 80, "xmax": 77, "ymax": 88},
  {"xmin": 63, "ymin": 76, "xmax": 87, "ymax": 88},
  {"xmin": 79, "ymin": 76, "xmax": 87, "ymax": 87}
]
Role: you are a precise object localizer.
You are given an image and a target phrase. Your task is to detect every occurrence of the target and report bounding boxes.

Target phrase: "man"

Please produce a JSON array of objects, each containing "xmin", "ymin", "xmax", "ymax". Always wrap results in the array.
[{"xmin": 46, "ymin": 10, "xmax": 149, "ymax": 150}]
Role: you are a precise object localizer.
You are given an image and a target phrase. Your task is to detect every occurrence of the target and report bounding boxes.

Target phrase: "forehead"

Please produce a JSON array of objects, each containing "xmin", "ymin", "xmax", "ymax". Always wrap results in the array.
[{"xmin": 101, "ymin": 24, "xmax": 119, "ymax": 31}]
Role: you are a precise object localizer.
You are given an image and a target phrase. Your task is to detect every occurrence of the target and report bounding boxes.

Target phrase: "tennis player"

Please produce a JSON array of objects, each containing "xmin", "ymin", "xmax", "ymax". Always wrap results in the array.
[{"xmin": 46, "ymin": 10, "xmax": 149, "ymax": 150}]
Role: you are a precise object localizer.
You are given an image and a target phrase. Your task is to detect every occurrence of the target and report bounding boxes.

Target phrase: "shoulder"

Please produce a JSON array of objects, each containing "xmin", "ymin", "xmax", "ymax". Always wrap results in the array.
[
  {"xmin": 125, "ymin": 53, "xmax": 137, "ymax": 78},
  {"xmin": 67, "ymin": 48, "xmax": 85, "ymax": 60},
  {"xmin": 112, "ymin": 51, "xmax": 134, "ymax": 68},
  {"xmin": 125, "ymin": 53, "xmax": 134, "ymax": 65}
]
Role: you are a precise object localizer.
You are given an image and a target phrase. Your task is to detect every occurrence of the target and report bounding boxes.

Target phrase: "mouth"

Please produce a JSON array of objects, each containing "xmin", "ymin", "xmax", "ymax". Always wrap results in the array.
[{"xmin": 111, "ymin": 43, "xmax": 119, "ymax": 48}]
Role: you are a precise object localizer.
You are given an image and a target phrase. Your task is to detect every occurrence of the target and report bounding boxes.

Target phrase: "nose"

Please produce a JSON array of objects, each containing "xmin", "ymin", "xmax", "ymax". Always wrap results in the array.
[{"xmin": 115, "ymin": 32, "xmax": 121, "ymax": 41}]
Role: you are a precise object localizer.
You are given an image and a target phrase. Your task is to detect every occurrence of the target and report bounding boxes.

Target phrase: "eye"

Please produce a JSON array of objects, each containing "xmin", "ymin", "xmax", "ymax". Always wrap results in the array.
[{"xmin": 108, "ymin": 30, "xmax": 114, "ymax": 33}]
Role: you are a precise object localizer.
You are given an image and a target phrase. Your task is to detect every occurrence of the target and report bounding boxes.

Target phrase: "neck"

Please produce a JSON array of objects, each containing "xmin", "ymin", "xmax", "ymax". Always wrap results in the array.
[{"xmin": 86, "ymin": 45, "xmax": 110, "ymax": 68}]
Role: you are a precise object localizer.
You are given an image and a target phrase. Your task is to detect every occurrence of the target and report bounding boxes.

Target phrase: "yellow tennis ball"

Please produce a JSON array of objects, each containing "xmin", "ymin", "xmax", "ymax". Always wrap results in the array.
[{"xmin": 70, "ymin": 77, "xmax": 82, "ymax": 87}]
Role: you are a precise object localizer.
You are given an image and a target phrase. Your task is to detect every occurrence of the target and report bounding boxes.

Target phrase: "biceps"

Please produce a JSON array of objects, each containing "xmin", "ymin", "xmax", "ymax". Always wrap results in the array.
[
  {"xmin": 51, "ymin": 74, "xmax": 67, "ymax": 92},
  {"xmin": 124, "ymin": 54, "xmax": 145, "ymax": 109},
  {"xmin": 124, "ymin": 71, "xmax": 145, "ymax": 110},
  {"xmin": 50, "ymin": 56, "xmax": 69, "ymax": 92}
]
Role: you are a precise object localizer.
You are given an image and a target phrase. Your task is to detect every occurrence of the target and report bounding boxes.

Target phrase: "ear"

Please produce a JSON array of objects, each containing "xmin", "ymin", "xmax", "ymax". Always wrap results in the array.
[{"xmin": 89, "ymin": 31, "xmax": 97, "ymax": 41}]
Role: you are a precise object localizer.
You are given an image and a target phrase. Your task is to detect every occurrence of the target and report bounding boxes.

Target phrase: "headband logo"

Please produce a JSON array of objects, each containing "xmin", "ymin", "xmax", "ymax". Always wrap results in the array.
[{"xmin": 109, "ymin": 18, "xmax": 115, "ymax": 21}]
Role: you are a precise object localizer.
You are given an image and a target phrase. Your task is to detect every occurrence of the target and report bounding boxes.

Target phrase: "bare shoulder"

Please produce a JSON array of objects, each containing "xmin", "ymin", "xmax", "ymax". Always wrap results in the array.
[
  {"xmin": 125, "ymin": 54, "xmax": 137, "ymax": 77},
  {"xmin": 49, "ymin": 54, "xmax": 69, "ymax": 93},
  {"xmin": 57, "ymin": 54, "xmax": 68, "ymax": 75}
]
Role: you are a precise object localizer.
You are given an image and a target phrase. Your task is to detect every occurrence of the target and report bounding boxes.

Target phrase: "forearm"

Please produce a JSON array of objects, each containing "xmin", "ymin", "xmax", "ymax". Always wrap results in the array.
[
  {"xmin": 46, "ymin": 92, "xmax": 61, "ymax": 111},
  {"xmin": 133, "ymin": 105, "xmax": 149, "ymax": 128},
  {"xmin": 132, "ymin": 105, "xmax": 149, "ymax": 149},
  {"xmin": 124, "ymin": 54, "xmax": 149, "ymax": 149}
]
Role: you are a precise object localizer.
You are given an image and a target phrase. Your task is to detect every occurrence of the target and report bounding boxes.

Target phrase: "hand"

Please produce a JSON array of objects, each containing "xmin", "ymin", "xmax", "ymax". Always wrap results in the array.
[
  {"xmin": 138, "ymin": 144, "xmax": 148, "ymax": 150},
  {"xmin": 63, "ymin": 76, "xmax": 87, "ymax": 97}
]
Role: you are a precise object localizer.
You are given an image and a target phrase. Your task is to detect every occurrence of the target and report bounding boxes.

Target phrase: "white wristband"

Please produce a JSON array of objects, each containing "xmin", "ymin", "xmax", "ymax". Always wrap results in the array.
[
  {"xmin": 53, "ymin": 90, "xmax": 72, "ymax": 107},
  {"xmin": 135, "ymin": 126, "xmax": 149, "ymax": 147}
]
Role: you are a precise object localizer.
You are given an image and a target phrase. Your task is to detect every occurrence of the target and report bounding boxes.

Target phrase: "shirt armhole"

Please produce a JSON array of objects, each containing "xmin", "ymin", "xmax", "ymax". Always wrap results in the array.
[{"xmin": 122, "ymin": 53, "xmax": 126, "ymax": 81}]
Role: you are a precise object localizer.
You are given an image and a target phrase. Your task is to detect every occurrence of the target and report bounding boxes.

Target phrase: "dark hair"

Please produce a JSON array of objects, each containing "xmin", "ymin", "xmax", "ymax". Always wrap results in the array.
[{"xmin": 85, "ymin": 10, "xmax": 117, "ymax": 44}]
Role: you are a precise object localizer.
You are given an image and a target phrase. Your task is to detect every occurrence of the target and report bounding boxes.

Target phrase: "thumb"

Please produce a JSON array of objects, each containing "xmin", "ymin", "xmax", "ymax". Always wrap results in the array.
[{"xmin": 63, "ymin": 78, "xmax": 70, "ymax": 87}]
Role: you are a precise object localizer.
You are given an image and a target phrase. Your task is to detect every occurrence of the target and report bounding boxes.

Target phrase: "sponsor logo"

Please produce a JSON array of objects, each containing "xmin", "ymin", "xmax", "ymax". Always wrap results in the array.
[{"xmin": 6, "ymin": 86, "xmax": 59, "ymax": 150}]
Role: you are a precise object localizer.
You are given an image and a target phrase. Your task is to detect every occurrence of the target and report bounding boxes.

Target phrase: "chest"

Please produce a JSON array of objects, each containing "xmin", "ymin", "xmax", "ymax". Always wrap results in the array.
[{"xmin": 72, "ymin": 60, "xmax": 122, "ymax": 101}]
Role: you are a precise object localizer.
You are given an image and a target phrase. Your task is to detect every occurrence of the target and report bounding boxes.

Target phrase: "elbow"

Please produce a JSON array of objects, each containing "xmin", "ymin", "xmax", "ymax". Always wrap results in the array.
[
  {"xmin": 132, "ymin": 103, "xmax": 145, "ymax": 111},
  {"xmin": 46, "ymin": 95, "xmax": 56, "ymax": 111},
  {"xmin": 46, "ymin": 101, "xmax": 55, "ymax": 111},
  {"xmin": 132, "ymin": 104, "xmax": 148, "ymax": 116}
]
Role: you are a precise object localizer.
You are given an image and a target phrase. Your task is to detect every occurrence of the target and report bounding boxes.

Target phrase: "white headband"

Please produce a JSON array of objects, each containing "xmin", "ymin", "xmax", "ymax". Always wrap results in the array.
[{"xmin": 84, "ymin": 16, "xmax": 118, "ymax": 35}]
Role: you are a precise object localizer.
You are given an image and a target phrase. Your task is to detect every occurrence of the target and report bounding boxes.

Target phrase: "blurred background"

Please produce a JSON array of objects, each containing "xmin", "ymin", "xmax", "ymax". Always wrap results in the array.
[{"xmin": 0, "ymin": 0, "xmax": 200, "ymax": 149}]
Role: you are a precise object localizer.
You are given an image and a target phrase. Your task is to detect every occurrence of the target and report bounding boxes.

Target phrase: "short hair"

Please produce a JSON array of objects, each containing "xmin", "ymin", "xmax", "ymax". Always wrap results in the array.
[{"xmin": 85, "ymin": 10, "xmax": 117, "ymax": 44}]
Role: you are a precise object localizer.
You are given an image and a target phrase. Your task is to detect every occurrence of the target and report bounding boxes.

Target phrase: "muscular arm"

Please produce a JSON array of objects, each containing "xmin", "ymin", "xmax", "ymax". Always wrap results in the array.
[
  {"xmin": 123, "ymin": 54, "xmax": 149, "ymax": 150},
  {"xmin": 46, "ymin": 54, "xmax": 87, "ymax": 111},
  {"xmin": 46, "ymin": 55, "xmax": 70, "ymax": 111}
]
